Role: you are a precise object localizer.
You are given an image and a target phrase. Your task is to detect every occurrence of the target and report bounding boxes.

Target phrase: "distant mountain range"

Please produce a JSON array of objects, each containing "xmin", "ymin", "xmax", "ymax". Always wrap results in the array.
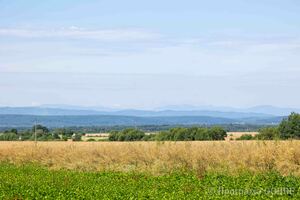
[
  {"xmin": 156, "ymin": 105, "xmax": 300, "ymax": 116},
  {"xmin": 0, "ymin": 106, "xmax": 274, "ymax": 118},
  {"xmin": 0, "ymin": 114, "xmax": 283, "ymax": 128},
  {"xmin": 0, "ymin": 105, "xmax": 295, "ymax": 127},
  {"xmin": 0, "ymin": 105, "xmax": 298, "ymax": 117}
]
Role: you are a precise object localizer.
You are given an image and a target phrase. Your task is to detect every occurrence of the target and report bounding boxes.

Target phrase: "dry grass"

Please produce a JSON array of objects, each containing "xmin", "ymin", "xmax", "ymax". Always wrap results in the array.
[
  {"xmin": 0, "ymin": 141, "xmax": 299, "ymax": 176},
  {"xmin": 226, "ymin": 132, "xmax": 259, "ymax": 140}
]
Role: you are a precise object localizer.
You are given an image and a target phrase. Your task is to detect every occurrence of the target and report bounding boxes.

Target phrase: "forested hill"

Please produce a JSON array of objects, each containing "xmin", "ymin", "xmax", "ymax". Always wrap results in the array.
[{"xmin": 0, "ymin": 114, "xmax": 284, "ymax": 128}]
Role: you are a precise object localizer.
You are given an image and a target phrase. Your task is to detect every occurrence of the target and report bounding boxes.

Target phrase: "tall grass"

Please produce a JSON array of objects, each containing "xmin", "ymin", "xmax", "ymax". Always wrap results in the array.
[{"xmin": 0, "ymin": 141, "xmax": 299, "ymax": 176}]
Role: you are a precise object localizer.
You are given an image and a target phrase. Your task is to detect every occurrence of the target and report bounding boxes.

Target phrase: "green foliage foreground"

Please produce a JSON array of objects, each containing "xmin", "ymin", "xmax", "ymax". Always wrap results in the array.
[{"xmin": 0, "ymin": 164, "xmax": 299, "ymax": 199}]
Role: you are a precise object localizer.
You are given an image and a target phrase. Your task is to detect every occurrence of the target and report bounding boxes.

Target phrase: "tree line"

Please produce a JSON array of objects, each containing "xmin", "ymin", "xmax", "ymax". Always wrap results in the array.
[
  {"xmin": 108, "ymin": 126, "xmax": 227, "ymax": 141},
  {"xmin": 1, "ymin": 112, "xmax": 299, "ymax": 141},
  {"xmin": 0, "ymin": 125, "xmax": 81, "ymax": 141},
  {"xmin": 109, "ymin": 113, "xmax": 300, "ymax": 141},
  {"xmin": 237, "ymin": 112, "xmax": 300, "ymax": 140},
  {"xmin": 0, "ymin": 123, "xmax": 266, "ymax": 133}
]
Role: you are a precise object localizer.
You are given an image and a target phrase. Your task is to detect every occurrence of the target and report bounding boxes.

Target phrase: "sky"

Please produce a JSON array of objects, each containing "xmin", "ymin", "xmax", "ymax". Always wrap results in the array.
[{"xmin": 0, "ymin": 0, "xmax": 300, "ymax": 109}]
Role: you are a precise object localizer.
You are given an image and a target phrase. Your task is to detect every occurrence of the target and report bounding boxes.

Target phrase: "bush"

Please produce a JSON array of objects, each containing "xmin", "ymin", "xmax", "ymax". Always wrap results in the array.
[
  {"xmin": 236, "ymin": 134, "xmax": 254, "ymax": 140},
  {"xmin": 256, "ymin": 127, "xmax": 280, "ymax": 140},
  {"xmin": 108, "ymin": 131, "xmax": 120, "ymax": 141},
  {"xmin": 142, "ymin": 134, "xmax": 153, "ymax": 141},
  {"xmin": 72, "ymin": 133, "xmax": 82, "ymax": 141},
  {"xmin": 0, "ymin": 132, "xmax": 18, "ymax": 141},
  {"xmin": 62, "ymin": 136, "xmax": 68, "ymax": 141}
]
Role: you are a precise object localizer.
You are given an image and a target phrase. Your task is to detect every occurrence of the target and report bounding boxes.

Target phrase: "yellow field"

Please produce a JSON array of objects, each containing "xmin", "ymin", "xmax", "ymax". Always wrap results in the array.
[
  {"xmin": 0, "ymin": 141, "xmax": 299, "ymax": 176},
  {"xmin": 81, "ymin": 136, "xmax": 109, "ymax": 141},
  {"xmin": 226, "ymin": 132, "xmax": 259, "ymax": 140}
]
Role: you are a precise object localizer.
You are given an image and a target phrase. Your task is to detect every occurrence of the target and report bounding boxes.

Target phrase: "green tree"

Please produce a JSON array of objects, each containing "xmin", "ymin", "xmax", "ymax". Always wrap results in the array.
[
  {"xmin": 256, "ymin": 127, "xmax": 279, "ymax": 140},
  {"xmin": 170, "ymin": 128, "xmax": 189, "ymax": 141},
  {"xmin": 208, "ymin": 127, "xmax": 227, "ymax": 140},
  {"xmin": 32, "ymin": 125, "xmax": 49, "ymax": 133},
  {"xmin": 236, "ymin": 134, "xmax": 254, "ymax": 140},
  {"xmin": 4, "ymin": 129, "xmax": 18, "ymax": 134},
  {"xmin": 278, "ymin": 112, "xmax": 300, "ymax": 139},
  {"xmin": 194, "ymin": 128, "xmax": 211, "ymax": 140},
  {"xmin": 72, "ymin": 133, "xmax": 82, "ymax": 141},
  {"xmin": 155, "ymin": 131, "xmax": 172, "ymax": 141},
  {"xmin": 53, "ymin": 128, "xmax": 74, "ymax": 137},
  {"xmin": 0, "ymin": 132, "xmax": 18, "ymax": 141},
  {"xmin": 52, "ymin": 132, "xmax": 60, "ymax": 140},
  {"xmin": 108, "ymin": 131, "xmax": 119, "ymax": 141},
  {"xmin": 19, "ymin": 130, "xmax": 32, "ymax": 141},
  {"xmin": 110, "ymin": 129, "xmax": 145, "ymax": 141}
]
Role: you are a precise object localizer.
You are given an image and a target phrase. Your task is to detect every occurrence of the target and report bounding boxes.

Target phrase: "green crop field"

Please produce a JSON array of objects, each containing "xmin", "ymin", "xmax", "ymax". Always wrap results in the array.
[{"xmin": 0, "ymin": 163, "xmax": 299, "ymax": 199}]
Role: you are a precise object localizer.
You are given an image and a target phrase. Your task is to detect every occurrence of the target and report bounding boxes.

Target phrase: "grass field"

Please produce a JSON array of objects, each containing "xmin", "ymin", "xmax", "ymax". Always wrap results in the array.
[
  {"xmin": 0, "ymin": 141, "xmax": 299, "ymax": 199},
  {"xmin": 226, "ymin": 132, "xmax": 259, "ymax": 140}
]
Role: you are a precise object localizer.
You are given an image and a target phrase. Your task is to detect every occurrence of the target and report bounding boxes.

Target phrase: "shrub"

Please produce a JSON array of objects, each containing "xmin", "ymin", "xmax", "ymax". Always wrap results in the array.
[
  {"xmin": 72, "ymin": 133, "xmax": 82, "ymax": 141},
  {"xmin": 256, "ymin": 127, "xmax": 280, "ymax": 140},
  {"xmin": 236, "ymin": 134, "xmax": 254, "ymax": 140},
  {"xmin": 62, "ymin": 136, "xmax": 68, "ymax": 141},
  {"xmin": 142, "ymin": 134, "xmax": 153, "ymax": 141},
  {"xmin": 108, "ymin": 131, "xmax": 119, "ymax": 141},
  {"xmin": 0, "ymin": 132, "xmax": 18, "ymax": 141}
]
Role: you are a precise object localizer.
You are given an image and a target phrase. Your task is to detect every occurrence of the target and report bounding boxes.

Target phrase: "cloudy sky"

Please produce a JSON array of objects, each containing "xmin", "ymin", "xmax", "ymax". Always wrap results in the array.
[{"xmin": 0, "ymin": 0, "xmax": 300, "ymax": 108}]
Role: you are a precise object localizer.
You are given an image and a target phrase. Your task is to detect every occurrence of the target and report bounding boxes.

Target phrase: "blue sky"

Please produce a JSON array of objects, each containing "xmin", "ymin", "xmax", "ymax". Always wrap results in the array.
[{"xmin": 0, "ymin": 0, "xmax": 300, "ymax": 108}]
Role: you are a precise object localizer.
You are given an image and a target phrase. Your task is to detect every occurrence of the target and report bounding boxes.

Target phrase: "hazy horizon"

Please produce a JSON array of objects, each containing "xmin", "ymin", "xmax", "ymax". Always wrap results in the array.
[
  {"xmin": 0, "ymin": 102, "xmax": 299, "ymax": 112},
  {"xmin": 1, "ymin": 0, "xmax": 300, "ymax": 108}
]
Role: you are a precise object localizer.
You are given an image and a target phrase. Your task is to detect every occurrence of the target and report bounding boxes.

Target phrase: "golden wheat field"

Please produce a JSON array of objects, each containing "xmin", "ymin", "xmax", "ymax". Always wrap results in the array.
[{"xmin": 0, "ymin": 141, "xmax": 299, "ymax": 176}]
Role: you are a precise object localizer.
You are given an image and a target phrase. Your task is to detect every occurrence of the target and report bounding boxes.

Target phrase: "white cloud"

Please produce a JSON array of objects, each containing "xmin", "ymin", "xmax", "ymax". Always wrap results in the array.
[
  {"xmin": 0, "ymin": 27, "xmax": 161, "ymax": 41},
  {"xmin": 1, "ymin": 28, "xmax": 300, "ymax": 78},
  {"xmin": 1, "ymin": 28, "xmax": 300, "ymax": 107}
]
